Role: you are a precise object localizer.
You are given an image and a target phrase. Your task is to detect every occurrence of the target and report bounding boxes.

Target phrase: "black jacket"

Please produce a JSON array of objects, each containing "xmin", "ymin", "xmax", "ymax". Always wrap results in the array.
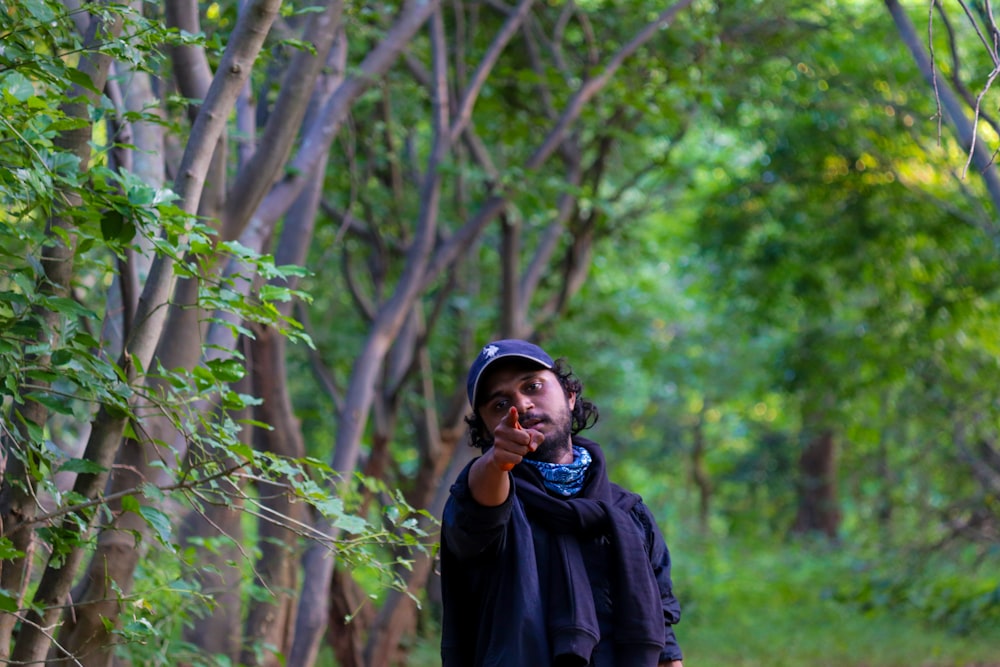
[{"xmin": 440, "ymin": 437, "xmax": 682, "ymax": 666}]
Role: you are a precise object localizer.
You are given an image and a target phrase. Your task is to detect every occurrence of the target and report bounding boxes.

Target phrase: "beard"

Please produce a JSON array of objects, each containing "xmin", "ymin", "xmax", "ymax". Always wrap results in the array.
[{"xmin": 522, "ymin": 409, "xmax": 574, "ymax": 464}]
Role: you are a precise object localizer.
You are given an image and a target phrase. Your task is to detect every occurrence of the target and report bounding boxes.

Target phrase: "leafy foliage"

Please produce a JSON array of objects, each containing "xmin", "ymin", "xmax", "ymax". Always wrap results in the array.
[
  {"xmin": 1, "ymin": 0, "xmax": 433, "ymax": 663},
  {"xmin": 674, "ymin": 535, "xmax": 1000, "ymax": 667},
  {"xmin": 4, "ymin": 0, "xmax": 1000, "ymax": 664}
]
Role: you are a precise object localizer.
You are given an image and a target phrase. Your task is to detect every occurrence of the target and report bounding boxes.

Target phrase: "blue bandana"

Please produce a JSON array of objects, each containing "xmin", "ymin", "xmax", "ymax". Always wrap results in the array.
[{"xmin": 524, "ymin": 445, "xmax": 592, "ymax": 497}]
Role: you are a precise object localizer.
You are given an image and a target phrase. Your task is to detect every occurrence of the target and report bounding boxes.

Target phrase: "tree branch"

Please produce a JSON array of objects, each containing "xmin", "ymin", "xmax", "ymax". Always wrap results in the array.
[
  {"xmin": 222, "ymin": 0, "xmax": 345, "ymax": 240},
  {"xmin": 257, "ymin": 0, "xmax": 443, "ymax": 230},
  {"xmin": 422, "ymin": 0, "xmax": 696, "ymax": 289},
  {"xmin": 888, "ymin": 0, "xmax": 1000, "ymax": 220}
]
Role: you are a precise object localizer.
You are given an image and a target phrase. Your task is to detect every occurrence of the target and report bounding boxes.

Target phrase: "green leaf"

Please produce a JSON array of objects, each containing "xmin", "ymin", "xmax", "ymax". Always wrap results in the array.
[
  {"xmin": 100, "ymin": 210, "xmax": 136, "ymax": 243},
  {"xmin": 278, "ymin": 38, "xmax": 317, "ymax": 55},
  {"xmin": 66, "ymin": 68, "xmax": 101, "ymax": 95},
  {"xmin": 1, "ymin": 72, "xmax": 36, "ymax": 102},
  {"xmin": 126, "ymin": 187, "xmax": 153, "ymax": 207},
  {"xmin": 220, "ymin": 389, "xmax": 247, "ymax": 410},
  {"xmin": 44, "ymin": 297, "xmax": 96, "ymax": 320},
  {"xmin": 120, "ymin": 494, "xmax": 140, "ymax": 514},
  {"xmin": 120, "ymin": 617, "xmax": 155, "ymax": 636},
  {"xmin": 226, "ymin": 441, "xmax": 255, "ymax": 461},
  {"xmin": 24, "ymin": 0, "xmax": 57, "ymax": 22},
  {"xmin": 138, "ymin": 506, "xmax": 172, "ymax": 544},
  {"xmin": 192, "ymin": 365, "xmax": 214, "ymax": 391},
  {"xmin": 139, "ymin": 489, "xmax": 167, "ymax": 512},
  {"xmin": 206, "ymin": 357, "xmax": 246, "ymax": 384},
  {"xmin": 102, "ymin": 396, "xmax": 132, "ymax": 419},
  {"xmin": 0, "ymin": 589, "xmax": 19, "ymax": 613},
  {"xmin": 260, "ymin": 284, "xmax": 293, "ymax": 303},
  {"xmin": 332, "ymin": 513, "xmax": 369, "ymax": 534},
  {"xmin": 0, "ymin": 537, "xmax": 26, "ymax": 560},
  {"xmin": 25, "ymin": 391, "xmax": 73, "ymax": 415},
  {"xmin": 57, "ymin": 458, "xmax": 107, "ymax": 475},
  {"xmin": 50, "ymin": 349, "xmax": 73, "ymax": 366}
]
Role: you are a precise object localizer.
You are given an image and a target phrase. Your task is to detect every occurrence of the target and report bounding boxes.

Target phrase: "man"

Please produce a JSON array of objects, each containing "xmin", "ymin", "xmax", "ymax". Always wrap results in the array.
[{"xmin": 440, "ymin": 339, "xmax": 684, "ymax": 666}]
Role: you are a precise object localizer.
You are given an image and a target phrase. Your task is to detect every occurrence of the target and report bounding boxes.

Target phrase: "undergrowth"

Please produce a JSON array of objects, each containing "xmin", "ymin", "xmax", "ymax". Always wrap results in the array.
[
  {"xmin": 403, "ymin": 533, "xmax": 1000, "ymax": 667},
  {"xmin": 674, "ymin": 535, "xmax": 1000, "ymax": 667}
]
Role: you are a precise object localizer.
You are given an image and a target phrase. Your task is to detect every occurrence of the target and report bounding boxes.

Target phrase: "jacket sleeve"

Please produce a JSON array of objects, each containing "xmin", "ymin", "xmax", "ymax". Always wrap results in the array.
[
  {"xmin": 441, "ymin": 458, "xmax": 513, "ymax": 561},
  {"xmin": 634, "ymin": 501, "xmax": 683, "ymax": 662}
]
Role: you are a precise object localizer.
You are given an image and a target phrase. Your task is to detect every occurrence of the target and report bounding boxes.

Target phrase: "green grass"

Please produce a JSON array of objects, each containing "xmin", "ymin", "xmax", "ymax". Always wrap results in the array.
[
  {"xmin": 675, "ymin": 536, "xmax": 1000, "ymax": 667},
  {"xmin": 400, "ymin": 534, "xmax": 1000, "ymax": 667}
]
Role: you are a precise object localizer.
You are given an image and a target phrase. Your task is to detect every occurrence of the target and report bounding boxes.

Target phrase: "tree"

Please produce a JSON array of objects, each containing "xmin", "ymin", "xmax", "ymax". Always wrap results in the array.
[
  {"xmin": 1, "ymin": 0, "xmax": 432, "ymax": 663},
  {"xmin": 2, "ymin": 0, "xmax": 702, "ymax": 665},
  {"xmin": 289, "ymin": 2, "xmax": 700, "ymax": 663},
  {"xmin": 669, "ymin": 0, "xmax": 1000, "ymax": 545},
  {"xmin": 884, "ymin": 0, "xmax": 1000, "ymax": 507}
]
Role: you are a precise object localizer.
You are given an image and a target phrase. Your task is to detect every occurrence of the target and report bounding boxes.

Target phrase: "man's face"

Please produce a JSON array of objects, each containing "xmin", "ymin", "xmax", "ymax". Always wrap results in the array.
[{"xmin": 476, "ymin": 360, "xmax": 576, "ymax": 463}]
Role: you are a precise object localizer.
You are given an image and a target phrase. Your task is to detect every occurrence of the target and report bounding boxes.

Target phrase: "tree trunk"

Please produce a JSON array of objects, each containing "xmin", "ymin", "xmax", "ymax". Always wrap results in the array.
[
  {"xmin": 26, "ymin": 1, "xmax": 283, "ymax": 662},
  {"xmin": 790, "ymin": 428, "xmax": 841, "ymax": 540},
  {"xmin": 362, "ymin": 413, "xmax": 465, "ymax": 666},
  {"xmin": 691, "ymin": 406, "xmax": 713, "ymax": 533},
  {"xmin": 1, "ymin": 4, "xmax": 125, "ymax": 660},
  {"xmin": 326, "ymin": 568, "xmax": 375, "ymax": 667},
  {"xmin": 239, "ymin": 326, "xmax": 308, "ymax": 666},
  {"xmin": 175, "ymin": 370, "xmax": 254, "ymax": 666},
  {"xmin": 285, "ymin": 6, "xmax": 447, "ymax": 664},
  {"xmin": 177, "ymin": 492, "xmax": 246, "ymax": 663}
]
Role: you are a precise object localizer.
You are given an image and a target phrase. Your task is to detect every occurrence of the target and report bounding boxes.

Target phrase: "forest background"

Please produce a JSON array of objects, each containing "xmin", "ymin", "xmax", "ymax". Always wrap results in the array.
[{"xmin": 2, "ymin": 0, "xmax": 1000, "ymax": 666}]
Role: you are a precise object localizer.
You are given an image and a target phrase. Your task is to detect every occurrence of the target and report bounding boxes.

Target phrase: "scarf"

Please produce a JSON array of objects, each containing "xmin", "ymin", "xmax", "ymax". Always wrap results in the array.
[
  {"xmin": 525, "ymin": 444, "xmax": 592, "ymax": 496},
  {"xmin": 512, "ymin": 437, "xmax": 665, "ymax": 665}
]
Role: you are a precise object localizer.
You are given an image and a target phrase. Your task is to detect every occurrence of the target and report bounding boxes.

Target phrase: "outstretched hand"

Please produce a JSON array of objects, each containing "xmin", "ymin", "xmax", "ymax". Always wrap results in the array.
[
  {"xmin": 468, "ymin": 407, "xmax": 545, "ymax": 507},
  {"xmin": 490, "ymin": 407, "xmax": 542, "ymax": 472}
]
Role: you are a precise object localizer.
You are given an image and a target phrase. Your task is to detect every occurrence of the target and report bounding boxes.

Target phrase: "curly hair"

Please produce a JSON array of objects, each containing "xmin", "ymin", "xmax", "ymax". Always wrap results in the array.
[{"xmin": 464, "ymin": 358, "xmax": 599, "ymax": 451}]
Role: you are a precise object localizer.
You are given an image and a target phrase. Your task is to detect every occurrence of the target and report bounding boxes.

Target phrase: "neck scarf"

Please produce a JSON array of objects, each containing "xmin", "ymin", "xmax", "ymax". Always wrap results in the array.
[
  {"xmin": 524, "ymin": 445, "xmax": 592, "ymax": 496},
  {"xmin": 512, "ymin": 437, "xmax": 664, "ymax": 665}
]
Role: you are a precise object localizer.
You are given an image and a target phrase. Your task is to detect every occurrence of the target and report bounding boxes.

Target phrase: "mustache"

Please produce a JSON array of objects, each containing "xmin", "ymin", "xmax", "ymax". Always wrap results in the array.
[{"xmin": 518, "ymin": 412, "xmax": 547, "ymax": 427}]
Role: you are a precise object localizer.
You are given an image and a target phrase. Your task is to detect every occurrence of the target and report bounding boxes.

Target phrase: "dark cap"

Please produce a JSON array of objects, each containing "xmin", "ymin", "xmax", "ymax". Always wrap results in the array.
[{"xmin": 466, "ymin": 339, "xmax": 554, "ymax": 407}]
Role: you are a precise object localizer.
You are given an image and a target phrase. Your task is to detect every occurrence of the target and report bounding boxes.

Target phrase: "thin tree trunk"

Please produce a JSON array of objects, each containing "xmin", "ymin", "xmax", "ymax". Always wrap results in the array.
[
  {"xmin": 362, "ymin": 357, "xmax": 465, "ymax": 667},
  {"xmin": 326, "ymin": 568, "xmax": 375, "ymax": 667},
  {"xmin": 790, "ymin": 428, "xmax": 841, "ymax": 540},
  {"xmin": 240, "ymin": 38, "xmax": 345, "ymax": 660},
  {"xmin": 175, "ymin": 371, "xmax": 253, "ymax": 666},
  {"xmin": 691, "ymin": 406, "xmax": 713, "ymax": 533},
  {"xmin": 177, "ymin": 489, "xmax": 246, "ymax": 662},
  {"xmin": 239, "ymin": 326, "xmax": 308, "ymax": 667},
  {"xmin": 285, "ymin": 7, "xmax": 447, "ymax": 665},
  {"xmin": 0, "ymin": 3, "xmax": 124, "ymax": 660},
  {"xmin": 12, "ymin": 2, "xmax": 282, "ymax": 662}
]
